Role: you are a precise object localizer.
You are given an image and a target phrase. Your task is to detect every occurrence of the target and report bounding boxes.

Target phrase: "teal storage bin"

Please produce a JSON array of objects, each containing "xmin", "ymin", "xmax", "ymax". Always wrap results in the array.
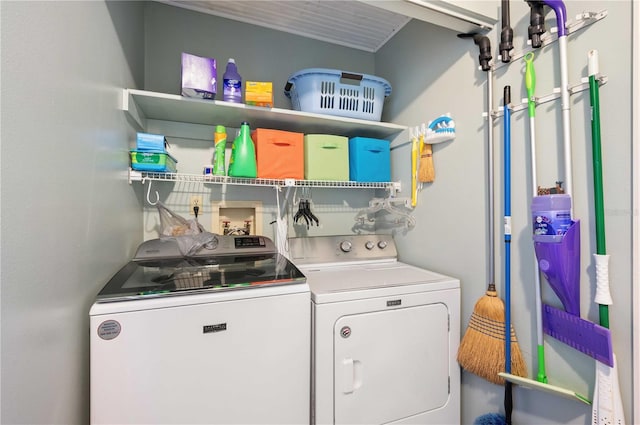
[
  {"xmin": 304, "ymin": 134, "xmax": 349, "ymax": 180},
  {"xmin": 349, "ymin": 137, "xmax": 390, "ymax": 182}
]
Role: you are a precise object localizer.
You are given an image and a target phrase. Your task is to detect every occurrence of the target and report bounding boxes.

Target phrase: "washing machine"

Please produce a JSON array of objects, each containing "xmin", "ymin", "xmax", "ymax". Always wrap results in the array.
[
  {"xmin": 289, "ymin": 235, "xmax": 460, "ymax": 425},
  {"xmin": 90, "ymin": 235, "xmax": 310, "ymax": 425}
]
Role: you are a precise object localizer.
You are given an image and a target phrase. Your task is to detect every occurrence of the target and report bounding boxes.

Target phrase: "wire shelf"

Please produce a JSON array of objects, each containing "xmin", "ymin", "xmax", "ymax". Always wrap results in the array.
[{"xmin": 129, "ymin": 169, "xmax": 400, "ymax": 191}]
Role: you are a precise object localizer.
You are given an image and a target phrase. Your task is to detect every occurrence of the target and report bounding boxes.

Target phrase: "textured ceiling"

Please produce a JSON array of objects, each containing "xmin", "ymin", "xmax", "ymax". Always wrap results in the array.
[{"xmin": 162, "ymin": 1, "xmax": 412, "ymax": 52}]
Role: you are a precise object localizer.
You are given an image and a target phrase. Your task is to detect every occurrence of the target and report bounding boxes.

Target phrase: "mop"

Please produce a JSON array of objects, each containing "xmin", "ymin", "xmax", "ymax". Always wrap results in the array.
[
  {"xmin": 499, "ymin": 52, "xmax": 590, "ymax": 404},
  {"xmin": 537, "ymin": 0, "xmax": 614, "ymax": 368}
]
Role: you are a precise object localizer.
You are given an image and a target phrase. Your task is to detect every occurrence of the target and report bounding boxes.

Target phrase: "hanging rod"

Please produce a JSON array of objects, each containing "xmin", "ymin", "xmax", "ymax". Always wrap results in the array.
[{"xmin": 488, "ymin": 74, "xmax": 607, "ymax": 119}]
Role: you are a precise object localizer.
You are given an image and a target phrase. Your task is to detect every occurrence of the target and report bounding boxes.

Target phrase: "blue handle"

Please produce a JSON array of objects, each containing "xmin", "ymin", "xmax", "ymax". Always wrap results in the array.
[{"xmin": 504, "ymin": 86, "xmax": 512, "ymax": 374}]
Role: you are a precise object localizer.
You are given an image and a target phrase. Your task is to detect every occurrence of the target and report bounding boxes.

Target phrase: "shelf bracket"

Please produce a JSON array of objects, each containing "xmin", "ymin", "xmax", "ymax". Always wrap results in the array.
[{"xmin": 122, "ymin": 89, "xmax": 147, "ymax": 130}]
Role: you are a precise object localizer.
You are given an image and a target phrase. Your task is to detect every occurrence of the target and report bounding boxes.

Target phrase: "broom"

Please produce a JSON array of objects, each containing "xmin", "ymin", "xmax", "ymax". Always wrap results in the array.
[{"xmin": 457, "ymin": 71, "xmax": 527, "ymax": 386}]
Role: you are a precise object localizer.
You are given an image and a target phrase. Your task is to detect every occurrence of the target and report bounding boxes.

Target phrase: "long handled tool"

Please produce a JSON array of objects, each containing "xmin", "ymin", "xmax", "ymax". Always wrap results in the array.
[
  {"xmin": 456, "ymin": 66, "xmax": 507, "ymax": 385},
  {"xmin": 535, "ymin": 0, "xmax": 614, "ymax": 369},
  {"xmin": 502, "ymin": 86, "xmax": 514, "ymax": 425},
  {"xmin": 588, "ymin": 49, "xmax": 626, "ymax": 425},
  {"xmin": 411, "ymin": 127, "xmax": 419, "ymax": 207},
  {"xmin": 457, "ymin": 39, "xmax": 524, "ymax": 389},
  {"xmin": 499, "ymin": 52, "xmax": 589, "ymax": 404},
  {"xmin": 525, "ymin": 53, "xmax": 547, "ymax": 385},
  {"xmin": 543, "ymin": 0, "xmax": 573, "ymax": 198}
]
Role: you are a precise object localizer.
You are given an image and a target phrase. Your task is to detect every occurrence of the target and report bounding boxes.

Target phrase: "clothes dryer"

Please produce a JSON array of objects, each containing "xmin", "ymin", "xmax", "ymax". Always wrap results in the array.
[{"xmin": 290, "ymin": 235, "xmax": 460, "ymax": 425}]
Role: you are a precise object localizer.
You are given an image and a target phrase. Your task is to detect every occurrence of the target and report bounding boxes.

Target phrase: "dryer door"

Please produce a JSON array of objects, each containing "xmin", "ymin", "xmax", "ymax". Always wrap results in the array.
[{"xmin": 334, "ymin": 303, "xmax": 450, "ymax": 424}]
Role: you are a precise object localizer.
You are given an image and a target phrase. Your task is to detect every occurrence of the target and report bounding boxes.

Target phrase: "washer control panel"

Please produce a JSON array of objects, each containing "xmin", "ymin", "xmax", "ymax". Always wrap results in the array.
[{"xmin": 289, "ymin": 235, "xmax": 397, "ymax": 264}]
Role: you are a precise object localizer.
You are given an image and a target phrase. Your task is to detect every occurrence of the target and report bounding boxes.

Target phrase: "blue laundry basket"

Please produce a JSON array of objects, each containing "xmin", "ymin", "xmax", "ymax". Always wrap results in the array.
[{"xmin": 284, "ymin": 68, "xmax": 391, "ymax": 121}]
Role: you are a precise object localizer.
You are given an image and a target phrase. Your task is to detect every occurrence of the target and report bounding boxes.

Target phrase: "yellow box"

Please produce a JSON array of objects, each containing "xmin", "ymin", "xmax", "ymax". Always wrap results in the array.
[{"xmin": 245, "ymin": 81, "xmax": 273, "ymax": 107}]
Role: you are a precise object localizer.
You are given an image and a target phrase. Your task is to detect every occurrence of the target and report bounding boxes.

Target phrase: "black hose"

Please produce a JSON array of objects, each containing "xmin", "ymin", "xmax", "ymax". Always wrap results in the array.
[
  {"xmin": 457, "ymin": 33, "xmax": 492, "ymax": 72},
  {"xmin": 474, "ymin": 35, "xmax": 493, "ymax": 72},
  {"xmin": 500, "ymin": 0, "xmax": 514, "ymax": 62},
  {"xmin": 527, "ymin": 0, "xmax": 546, "ymax": 48}
]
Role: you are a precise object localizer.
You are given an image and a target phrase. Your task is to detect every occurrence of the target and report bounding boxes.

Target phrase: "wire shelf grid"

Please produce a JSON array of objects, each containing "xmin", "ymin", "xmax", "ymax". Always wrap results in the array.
[{"xmin": 129, "ymin": 169, "xmax": 398, "ymax": 191}]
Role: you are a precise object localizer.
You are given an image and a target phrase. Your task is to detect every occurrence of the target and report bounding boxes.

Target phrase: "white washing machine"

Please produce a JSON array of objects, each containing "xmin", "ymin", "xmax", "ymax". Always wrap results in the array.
[
  {"xmin": 289, "ymin": 235, "xmax": 460, "ymax": 425},
  {"xmin": 90, "ymin": 235, "xmax": 310, "ymax": 425}
]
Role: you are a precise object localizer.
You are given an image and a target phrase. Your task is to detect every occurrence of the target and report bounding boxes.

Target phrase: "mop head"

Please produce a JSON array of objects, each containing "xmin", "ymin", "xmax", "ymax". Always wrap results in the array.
[
  {"xmin": 474, "ymin": 413, "xmax": 507, "ymax": 425},
  {"xmin": 457, "ymin": 284, "xmax": 528, "ymax": 385}
]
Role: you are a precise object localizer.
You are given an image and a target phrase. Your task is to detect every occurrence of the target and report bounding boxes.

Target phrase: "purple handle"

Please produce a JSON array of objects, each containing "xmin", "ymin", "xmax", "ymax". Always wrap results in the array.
[{"xmin": 543, "ymin": 0, "xmax": 567, "ymax": 37}]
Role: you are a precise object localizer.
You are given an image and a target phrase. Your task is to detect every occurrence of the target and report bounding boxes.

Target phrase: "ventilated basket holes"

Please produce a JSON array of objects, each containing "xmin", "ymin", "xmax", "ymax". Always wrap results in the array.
[
  {"xmin": 320, "ymin": 94, "xmax": 334, "ymax": 109},
  {"xmin": 362, "ymin": 86, "xmax": 376, "ymax": 113},
  {"xmin": 363, "ymin": 86, "xmax": 375, "ymax": 100},
  {"xmin": 319, "ymin": 81, "xmax": 336, "ymax": 110},
  {"xmin": 321, "ymin": 81, "xmax": 335, "ymax": 95},
  {"xmin": 338, "ymin": 88, "xmax": 361, "ymax": 112},
  {"xmin": 363, "ymin": 100, "xmax": 374, "ymax": 114}
]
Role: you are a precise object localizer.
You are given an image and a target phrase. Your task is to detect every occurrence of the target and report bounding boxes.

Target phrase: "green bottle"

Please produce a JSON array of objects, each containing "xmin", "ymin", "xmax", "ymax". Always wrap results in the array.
[
  {"xmin": 227, "ymin": 121, "xmax": 257, "ymax": 178},
  {"xmin": 213, "ymin": 125, "xmax": 227, "ymax": 176}
]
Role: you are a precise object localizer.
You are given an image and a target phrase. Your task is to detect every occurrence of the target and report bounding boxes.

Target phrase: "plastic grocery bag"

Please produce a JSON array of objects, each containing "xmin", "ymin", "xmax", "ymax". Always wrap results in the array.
[
  {"xmin": 156, "ymin": 202, "xmax": 218, "ymax": 256},
  {"xmin": 157, "ymin": 201, "xmax": 204, "ymax": 236}
]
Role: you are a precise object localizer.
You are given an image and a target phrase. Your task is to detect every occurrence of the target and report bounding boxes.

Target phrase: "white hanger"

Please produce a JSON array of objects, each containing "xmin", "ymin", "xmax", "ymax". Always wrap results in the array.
[{"xmin": 355, "ymin": 197, "xmax": 415, "ymax": 229}]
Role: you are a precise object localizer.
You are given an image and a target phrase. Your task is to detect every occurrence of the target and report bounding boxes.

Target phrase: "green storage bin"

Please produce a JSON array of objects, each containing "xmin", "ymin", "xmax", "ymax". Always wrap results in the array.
[
  {"xmin": 130, "ymin": 150, "xmax": 178, "ymax": 173},
  {"xmin": 304, "ymin": 134, "xmax": 349, "ymax": 180}
]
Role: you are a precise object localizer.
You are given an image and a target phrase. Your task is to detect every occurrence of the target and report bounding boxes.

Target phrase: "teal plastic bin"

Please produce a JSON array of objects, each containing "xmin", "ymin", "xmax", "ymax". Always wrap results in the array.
[
  {"xmin": 130, "ymin": 150, "xmax": 177, "ymax": 173},
  {"xmin": 349, "ymin": 137, "xmax": 391, "ymax": 182}
]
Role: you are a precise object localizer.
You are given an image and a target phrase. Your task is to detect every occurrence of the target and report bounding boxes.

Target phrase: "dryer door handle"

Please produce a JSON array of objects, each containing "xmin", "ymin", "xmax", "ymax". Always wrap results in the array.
[{"xmin": 342, "ymin": 358, "xmax": 363, "ymax": 394}]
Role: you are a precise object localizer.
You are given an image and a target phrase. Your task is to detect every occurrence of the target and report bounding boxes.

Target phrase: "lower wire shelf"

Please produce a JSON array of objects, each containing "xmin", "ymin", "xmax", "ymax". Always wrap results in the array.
[{"xmin": 129, "ymin": 169, "xmax": 401, "ymax": 192}]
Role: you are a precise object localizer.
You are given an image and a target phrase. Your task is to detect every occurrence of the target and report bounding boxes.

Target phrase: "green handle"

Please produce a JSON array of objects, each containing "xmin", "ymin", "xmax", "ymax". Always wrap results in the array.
[
  {"xmin": 525, "ymin": 52, "xmax": 536, "ymax": 117},
  {"xmin": 536, "ymin": 344, "xmax": 548, "ymax": 383}
]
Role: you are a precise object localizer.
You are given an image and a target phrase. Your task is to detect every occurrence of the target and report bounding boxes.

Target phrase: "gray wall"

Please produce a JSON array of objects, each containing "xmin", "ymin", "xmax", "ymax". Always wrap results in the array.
[
  {"xmin": 1, "ymin": 1, "xmax": 145, "ymax": 423},
  {"xmin": 378, "ymin": 1, "xmax": 634, "ymax": 423}
]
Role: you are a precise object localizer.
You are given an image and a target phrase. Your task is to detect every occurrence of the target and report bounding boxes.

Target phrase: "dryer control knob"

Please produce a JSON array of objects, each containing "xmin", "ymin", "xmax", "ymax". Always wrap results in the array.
[
  {"xmin": 340, "ymin": 240, "xmax": 353, "ymax": 252},
  {"xmin": 377, "ymin": 240, "xmax": 388, "ymax": 249},
  {"xmin": 365, "ymin": 241, "xmax": 375, "ymax": 250}
]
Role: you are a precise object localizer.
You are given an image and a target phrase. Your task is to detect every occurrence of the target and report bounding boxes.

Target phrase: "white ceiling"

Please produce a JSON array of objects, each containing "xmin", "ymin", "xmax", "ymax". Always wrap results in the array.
[{"xmin": 161, "ymin": 0, "xmax": 413, "ymax": 52}]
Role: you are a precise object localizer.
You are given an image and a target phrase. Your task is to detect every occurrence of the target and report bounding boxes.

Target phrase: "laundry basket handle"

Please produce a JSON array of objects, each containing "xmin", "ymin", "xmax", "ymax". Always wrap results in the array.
[{"xmin": 341, "ymin": 72, "xmax": 363, "ymax": 81}]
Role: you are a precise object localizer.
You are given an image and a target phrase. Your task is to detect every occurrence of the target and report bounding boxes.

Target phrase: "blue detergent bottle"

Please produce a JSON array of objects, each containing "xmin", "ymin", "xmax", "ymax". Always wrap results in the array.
[{"xmin": 223, "ymin": 58, "xmax": 242, "ymax": 103}]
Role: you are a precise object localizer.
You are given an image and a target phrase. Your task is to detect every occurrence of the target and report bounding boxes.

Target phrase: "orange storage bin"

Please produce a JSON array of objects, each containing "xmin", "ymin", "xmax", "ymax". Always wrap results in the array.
[{"xmin": 252, "ymin": 129, "xmax": 304, "ymax": 179}]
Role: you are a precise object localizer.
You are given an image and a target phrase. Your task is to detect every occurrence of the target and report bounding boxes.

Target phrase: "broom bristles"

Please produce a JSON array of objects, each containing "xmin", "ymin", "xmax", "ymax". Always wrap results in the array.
[{"xmin": 457, "ymin": 284, "xmax": 528, "ymax": 385}]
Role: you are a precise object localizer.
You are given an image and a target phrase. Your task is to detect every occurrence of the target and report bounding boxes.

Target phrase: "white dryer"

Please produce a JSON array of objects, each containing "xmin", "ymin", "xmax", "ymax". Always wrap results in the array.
[{"xmin": 290, "ymin": 235, "xmax": 460, "ymax": 425}]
